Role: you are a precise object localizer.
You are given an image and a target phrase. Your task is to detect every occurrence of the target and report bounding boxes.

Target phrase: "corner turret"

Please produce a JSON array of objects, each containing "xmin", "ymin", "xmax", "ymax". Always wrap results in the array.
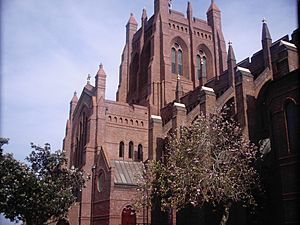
[
  {"xmin": 95, "ymin": 63, "xmax": 106, "ymax": 100},
  {"xmin": 126, "ymin": 13, "xmax": 138, "ymax": 42},
  {"xmin": 154, "ymin": 0, "xmax": 170, "ymax": 15},
  {"xmin": 207, "ymin": 0, "xmax": 227, "ymax": 77}
]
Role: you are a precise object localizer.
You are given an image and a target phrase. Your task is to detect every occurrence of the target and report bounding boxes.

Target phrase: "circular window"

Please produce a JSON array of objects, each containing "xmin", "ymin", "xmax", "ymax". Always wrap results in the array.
[{"xmin": 98, "ymin": 172, "xmax": 105, "ymax": 192}]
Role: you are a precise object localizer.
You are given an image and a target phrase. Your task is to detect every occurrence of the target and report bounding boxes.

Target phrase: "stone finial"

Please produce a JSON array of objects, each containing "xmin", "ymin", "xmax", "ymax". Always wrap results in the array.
[
  {"xmin": 142, "ymin": 8, "xmax": 147, "ymax": 20},
  {"xmin": 128, "ymin": 13, "xmax": 138, "ymax": 25},
  {"xmin": 227, "ymin": 41, "xmax": 236, "ymax": 62},
  {"xmin": 176, "ymin": 74, "xmax": 183, "ymax": 102},
  {"xmin": 96, "ymin": 62, "xmax": 106, "ymax": 78},
  {"xmin": 262, "ymin": 18, "xmax": 267, "ymax": 24},
  {"xmin": 87, "ymin": 74, "xmax": 91, "ymax": 84},
  {"xmin": 71, "ymin": 90, "xmax": 78, "ymax": 103}
]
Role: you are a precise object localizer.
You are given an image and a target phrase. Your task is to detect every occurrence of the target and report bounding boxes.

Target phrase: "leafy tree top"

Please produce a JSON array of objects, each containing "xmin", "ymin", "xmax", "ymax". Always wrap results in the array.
[
  {"xmin": 136, "ymin": 110, "xmax": 262, "ymax": 224},
  {"xmin": 0, "ymin": 142, "xmax": 85, "ymax": 225}
]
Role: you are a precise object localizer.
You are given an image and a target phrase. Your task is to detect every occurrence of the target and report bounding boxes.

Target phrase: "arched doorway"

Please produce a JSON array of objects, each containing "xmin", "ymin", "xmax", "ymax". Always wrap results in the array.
[{"xmin": 121, "ymin": 205, "xmax": 136, "ymax": 225}]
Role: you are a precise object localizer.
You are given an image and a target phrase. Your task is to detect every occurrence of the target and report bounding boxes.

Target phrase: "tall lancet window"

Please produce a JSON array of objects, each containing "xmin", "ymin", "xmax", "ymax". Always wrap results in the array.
[
  {"xmin": 196, "ymin": 55, "xmax": 201, "ymax": 79},
  {"xmin": 196, "ymin": 50, "xmax": 207, "ymax": 79},
  {"xmin": 178, "ymin": 50, "xmax": 183, "ymax": 75},
  {"xmin": 129, "ymin": 141, "xmax": 134, "ymax": 159},
  {"xmin": 171, "ymin": 48, "xmax": 176, "ymax": 73},
  {"xmin": 171, "ymin": 43, "xmax": 183, "ymax": 76},
  {"xmin": 202, "ymin": 56, "xmax": 207, "ymax": 78},
  {"xmin": 284, "ymin": 99, "xmax": 299, "ymax": 152},
  {"xmin": 119, "ymin": 141, "xmax": 124, "ymax": 158}
]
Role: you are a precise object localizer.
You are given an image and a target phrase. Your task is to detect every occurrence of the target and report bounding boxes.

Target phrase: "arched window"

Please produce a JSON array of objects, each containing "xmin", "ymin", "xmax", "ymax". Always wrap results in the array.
[
  {"xmin": 284, "ymin": 100, "xmax": 299, "ymax": 152},
  {"xmin": 75, "ymin": 112, "xmax": 89, "ymax": 167},
  {"xmin": 129, "ymin": 141, "xmax": 134, "ymax": 159},
  {"xmin": 119, "ymin": 141, "xmax": 124, "ymax": 158},
  {"xmin": 202, "ymin": 56, "xmax": 207, "ymax": 78},
  {"xmin": 171, "ymin": 48, "xmax": 176, "ymax": 73},
  {"xmin": 196, "ymin": 55, "xmax": 201, "ymax": 79},
  {"xmin": 171, "ymin": 43, "xmax": 183, "ymax": 75},
  {"xmin": 137, "ymin": 144, "xmax": 143, "ymax": 161},
  {"xmin": 97, "ymin": 171, "xmax": 105, "ymax": 192},
  {"xmin": 178, "ymin": 50, "xmax": 183, "ymax": 75},
  {"xmin": 196, "ymin": 50, "xmax": 207, "ymax": 80}
]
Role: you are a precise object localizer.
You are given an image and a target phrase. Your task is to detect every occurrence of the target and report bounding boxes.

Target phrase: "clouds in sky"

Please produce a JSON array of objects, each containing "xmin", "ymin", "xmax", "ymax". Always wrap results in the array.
[{"xmin": 1, "ymin": 0, "xmax": 298, "ymax": 164}]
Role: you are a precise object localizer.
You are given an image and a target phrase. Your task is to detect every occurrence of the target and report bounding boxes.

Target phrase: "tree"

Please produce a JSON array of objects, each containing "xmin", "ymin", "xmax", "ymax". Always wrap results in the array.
[
  {"xmin": 0, "ymin": 142, "xmax": 85, "ymax": 225},
  {"xmin": 137, "ymin": 111, "xmax": 262, "ymax": 225}
]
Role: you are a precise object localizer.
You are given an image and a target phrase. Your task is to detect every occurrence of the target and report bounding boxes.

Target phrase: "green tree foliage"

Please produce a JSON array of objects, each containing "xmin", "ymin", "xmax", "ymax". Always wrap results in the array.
[
  {"xmin": 137, "ymin": 112, "xmax": 261, "ymax": 225},
  {"xmin": 0, "ymin": 142, "xmax": 85, "ymax": 225}
]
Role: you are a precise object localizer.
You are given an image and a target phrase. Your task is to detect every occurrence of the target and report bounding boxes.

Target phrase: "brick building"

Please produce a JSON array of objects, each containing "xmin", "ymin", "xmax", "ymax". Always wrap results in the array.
[{"xmin": 62, "ymin": 0, "xmax": 299, "ymax": 224}]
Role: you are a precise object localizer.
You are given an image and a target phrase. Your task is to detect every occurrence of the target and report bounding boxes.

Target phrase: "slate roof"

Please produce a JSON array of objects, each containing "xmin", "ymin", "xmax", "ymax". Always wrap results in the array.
[{"xmin": 112, "ymin": 160, "xmax": 143, "ymax": 186}]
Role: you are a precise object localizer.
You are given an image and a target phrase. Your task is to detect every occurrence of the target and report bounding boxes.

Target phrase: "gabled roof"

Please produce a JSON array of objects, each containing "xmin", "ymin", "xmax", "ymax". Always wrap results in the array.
[{"xmin": 112, "ymin": 160, "xmax": 143, "ymax": 186}]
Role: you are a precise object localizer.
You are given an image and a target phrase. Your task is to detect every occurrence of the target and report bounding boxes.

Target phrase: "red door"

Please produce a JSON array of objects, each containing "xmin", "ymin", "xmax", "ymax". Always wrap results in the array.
[{"xmin": 121, "ymin": 205, "xmax": 136, "ymax": 225}]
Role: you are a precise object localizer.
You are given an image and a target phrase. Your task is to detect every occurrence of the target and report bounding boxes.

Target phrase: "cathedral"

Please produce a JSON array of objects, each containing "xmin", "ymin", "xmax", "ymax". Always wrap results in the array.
[{"xmin": 62, "ymin": 0, "xmax": 299, "ymax": 225}]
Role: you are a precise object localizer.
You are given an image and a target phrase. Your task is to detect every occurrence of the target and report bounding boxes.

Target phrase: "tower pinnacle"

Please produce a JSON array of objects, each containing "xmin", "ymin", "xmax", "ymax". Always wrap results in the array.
[
  {"xmin": 262, "ymin": 18, "xmax": 272, "ymax": 41},
  {"xmin": 227, "ymin": 41, "xmax": 236, "ymax": 62}
]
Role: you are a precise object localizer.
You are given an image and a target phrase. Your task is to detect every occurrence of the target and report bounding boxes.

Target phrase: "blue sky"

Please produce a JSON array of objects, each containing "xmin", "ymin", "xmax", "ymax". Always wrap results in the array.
[
  {"xmin": 0, "ymin": 0, "xmax": 298, "ymax": 222},
  {"xmin": 1, "ymin": 0, "xmax": 298, "ymax": 159},
  {"xmin": 1, "ymin": 0, "xmax": 297, "ymax": 160}
]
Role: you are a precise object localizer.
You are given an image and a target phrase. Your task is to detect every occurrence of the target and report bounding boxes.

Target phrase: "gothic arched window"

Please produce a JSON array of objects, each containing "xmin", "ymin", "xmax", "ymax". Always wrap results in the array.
[
  {"xmin": 74, "ymin": 111, "xmax": 89, "ymax": 167},
  {"xmin": 119, "ymin": 141, "xmax": 124, "ymax": 158},
  {"xmin": 196, "ymin": 55, "xmax": 201, "ymax": 79},
  {"xmin": 129, "ymin": 141, "xmax": 134, "ymax": 159},
  {"xmin": 137, "ymin": 144, "xmax": 143, "ymax": 161},
  {"xmin": 171, "ymin": 43, "xmax": 183, "ymax": 76},
  {"xmin": 171, "ymin": 48, "xmax": 176, "ymax": 73},
  {"xmin": 202, "ymin": 56, "xmax": 207, "ymax": 78},
  {"xmin": 196, "ymin": 50, "xmax": 207, "ymax": 79},
  {"xmin": 178, "ymin": 49, "xmax": 183, "ymax": 75},
  {"xmin": 284, "ymin": 100, "xmax": 299, "ymax": 152}
]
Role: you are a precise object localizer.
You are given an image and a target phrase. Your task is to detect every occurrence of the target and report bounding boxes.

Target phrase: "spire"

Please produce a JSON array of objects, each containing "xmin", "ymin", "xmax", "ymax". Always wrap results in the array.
[
  {"xmin": 141, "ymin": 8, "xmax": 147, "ymax": 28},
  {"xmin": 227, "ymin": 42, "xmax": 236, "ymax": 87},
  {"xmin": 127, "ymin": 13, "xmax": 138, "ymax": 25},
  {"xmin": 126, "ymin": 13, "xmax": 138, "ymax": 42},
  {"xmin": 95, "ymin": 63, "xmax": 106, "ymax": 100},
  {"xmin": 207, "ymin": 0, "xmax": 220, "ymax": 12},
  {"xmin": 187, "ymin": 1, "xmax": 193, "ymax": 20},
  {"xmin": 262, "ymin": 18, "xmax": 272, "ymax": 41},
  {"xmin": 142, "ymin": 8, "xmax": 147, "ymax": 21},
  {"xmin": 261, "ymin": 19, "xmax": 272, "ymax": 70},
  {"xmin": 96, "ymin": 63, "xmax": 106, "ymax": 77},
  {"xmin": 69, "ymin": 91, "xmax": 78, "ymax": 119},
  {"xmin": 175, "ymin": 74, "xmax": 183, "ymax": 102},
  {"xmin": 71, "ymin": 91, "xmax": 78, "ymax": 103},
  {"xmin": 227, "ymin": 41, "xmax": 236, "ymax": 63}
]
